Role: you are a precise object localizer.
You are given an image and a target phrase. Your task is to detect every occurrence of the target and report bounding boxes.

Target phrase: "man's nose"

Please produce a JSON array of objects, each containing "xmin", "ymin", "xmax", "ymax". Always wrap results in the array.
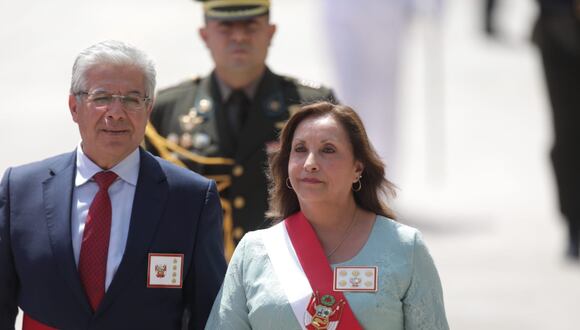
[
  {"xmin": 105, "ymin": 98, "xmax": 127, "ymax": 119},
  {"xmin": 230, "ymin": 26, "xmax": 249, "ymax": 42}
]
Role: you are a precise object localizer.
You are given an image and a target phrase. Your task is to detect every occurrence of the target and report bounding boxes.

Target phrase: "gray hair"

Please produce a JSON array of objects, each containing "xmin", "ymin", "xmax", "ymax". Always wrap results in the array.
[{"xmin": 70, "ymin": 40, "xmax": 156, "ymax": 97}]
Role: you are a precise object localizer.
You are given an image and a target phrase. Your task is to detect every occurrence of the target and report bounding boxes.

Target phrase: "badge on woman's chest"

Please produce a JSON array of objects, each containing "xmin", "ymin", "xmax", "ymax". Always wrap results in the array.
[{"xmin": 333, "ymin": 266, "xmax": 378, "ymax": 292}]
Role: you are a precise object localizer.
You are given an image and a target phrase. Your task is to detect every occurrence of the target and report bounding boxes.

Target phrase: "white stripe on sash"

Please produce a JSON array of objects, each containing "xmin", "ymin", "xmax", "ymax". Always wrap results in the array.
[{"xmin": 261, "ymin": 222, "xmax": 312, "ymax": 330}]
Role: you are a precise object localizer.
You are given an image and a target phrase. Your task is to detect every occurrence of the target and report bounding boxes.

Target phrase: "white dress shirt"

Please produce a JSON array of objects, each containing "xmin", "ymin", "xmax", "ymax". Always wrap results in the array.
[{"xmin": 71, "ymin": 144, "xmax": 139, "ymax": 290}]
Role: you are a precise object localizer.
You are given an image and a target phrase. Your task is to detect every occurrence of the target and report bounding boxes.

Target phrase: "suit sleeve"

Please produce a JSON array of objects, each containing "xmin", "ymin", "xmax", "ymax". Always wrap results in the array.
[
  {"xmin": 185, "ymin": 180, "xmax": 227, "ymax": 330},
  {"xmin": 0, "ymin": 168, "xmax": 18, "ymax": 329}
]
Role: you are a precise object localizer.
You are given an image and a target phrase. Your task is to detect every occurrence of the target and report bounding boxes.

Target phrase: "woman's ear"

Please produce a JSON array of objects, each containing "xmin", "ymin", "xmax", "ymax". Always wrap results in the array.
[{"xmin": 354, "ymin": 160, "xmax": 364, "ymax": 179}]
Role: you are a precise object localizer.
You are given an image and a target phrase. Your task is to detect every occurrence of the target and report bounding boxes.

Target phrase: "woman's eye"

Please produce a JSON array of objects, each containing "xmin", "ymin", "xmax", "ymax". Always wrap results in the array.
[
  {"xmin": 322, "ymin": 146, "xmax": 335, "ymax": 153},
  {"xmin": 293, "ymin": 145, "xmax": 306, "ymax": 152}
]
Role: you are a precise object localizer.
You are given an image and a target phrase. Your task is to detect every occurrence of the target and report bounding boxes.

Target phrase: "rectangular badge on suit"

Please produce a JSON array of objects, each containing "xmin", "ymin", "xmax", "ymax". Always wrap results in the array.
[{"xmin": 0, "ymin": 148, "xmax": 227, "ymax": 330}]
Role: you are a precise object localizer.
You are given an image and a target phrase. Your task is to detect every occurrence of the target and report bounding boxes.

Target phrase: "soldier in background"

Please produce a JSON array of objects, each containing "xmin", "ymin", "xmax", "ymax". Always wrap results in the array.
[
  {"xmin": 484, "ymin": 0, "xmax": 499, "ymax": 37},
  {"xmin": 146, "ymin": 0, "xmax": 335, "ymax": 258},
  {"xmin": 532, "ymin": 0, "xmax": 580, "ymax": 259},
  {"xmin": 321, "ymin": 0, "xmax": 442, "ymax": 183}
]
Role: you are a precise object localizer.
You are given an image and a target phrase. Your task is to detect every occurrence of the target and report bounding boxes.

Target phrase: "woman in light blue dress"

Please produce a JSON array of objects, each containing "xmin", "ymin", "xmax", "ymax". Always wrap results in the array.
[{"xmin": 206, "ymin": 102, "xmax": 449, "ymax": 330}]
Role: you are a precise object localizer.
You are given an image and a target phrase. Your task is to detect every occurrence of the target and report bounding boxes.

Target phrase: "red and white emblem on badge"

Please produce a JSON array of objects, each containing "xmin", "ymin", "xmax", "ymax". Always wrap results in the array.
[
  {"xmin": 147, "ymin": 253, "xmax": 184, "ymax": 288},
  {"xmin": 155, "ymin": 264, "xmax": 167, "ymax": 278}
]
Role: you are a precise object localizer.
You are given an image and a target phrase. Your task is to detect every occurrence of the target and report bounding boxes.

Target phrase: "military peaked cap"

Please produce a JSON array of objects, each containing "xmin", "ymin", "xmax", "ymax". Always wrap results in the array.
[{"xmin": 196, "ymin": 0, "xmax": 270, "ymax": 21}]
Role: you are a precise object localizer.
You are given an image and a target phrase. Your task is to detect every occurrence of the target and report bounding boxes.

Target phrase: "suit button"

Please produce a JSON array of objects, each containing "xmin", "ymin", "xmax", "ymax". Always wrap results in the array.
[
  {"xmin": 233, "ymin": 196, "xmax": 245, "ymax": 209},
  {"xmin": 232, "ymin": 165, "xmax": 244, "ymax": 177},
  {"xmin": 233, "ymin": 227, "xmax": 245, "ymax": 239}
]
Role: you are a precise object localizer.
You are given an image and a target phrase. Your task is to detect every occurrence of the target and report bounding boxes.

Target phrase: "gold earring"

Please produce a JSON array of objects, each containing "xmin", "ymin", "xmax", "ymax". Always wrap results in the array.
[{"xmin": 286, "ymin": 177, "xmax": 293, "ymax": 190}]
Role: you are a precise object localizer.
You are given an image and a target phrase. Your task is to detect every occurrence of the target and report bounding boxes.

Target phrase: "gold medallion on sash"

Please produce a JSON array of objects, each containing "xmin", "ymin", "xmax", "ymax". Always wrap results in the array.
[{"xmin": 304, "ymin": 291, "xmax": 344, "ymax": 330}]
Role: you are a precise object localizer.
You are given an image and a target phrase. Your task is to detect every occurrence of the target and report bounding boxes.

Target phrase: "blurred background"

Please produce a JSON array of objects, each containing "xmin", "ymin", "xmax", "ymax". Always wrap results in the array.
[{"xmin": 1, "ymin": 0, "xmax": 579, "ymax": 329}]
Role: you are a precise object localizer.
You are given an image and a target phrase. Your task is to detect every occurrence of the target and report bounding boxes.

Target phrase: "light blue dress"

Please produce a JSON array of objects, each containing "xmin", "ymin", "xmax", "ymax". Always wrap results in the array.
[{"xmin": 205, "ymin": 216, "xmax": 449, "ymax": 330}]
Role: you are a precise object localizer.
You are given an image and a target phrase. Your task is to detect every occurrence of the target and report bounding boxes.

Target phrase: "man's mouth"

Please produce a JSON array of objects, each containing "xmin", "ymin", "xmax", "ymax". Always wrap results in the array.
[{"xmin": 102, "ymin": 128, "xmax": 129, "ymax": 135}]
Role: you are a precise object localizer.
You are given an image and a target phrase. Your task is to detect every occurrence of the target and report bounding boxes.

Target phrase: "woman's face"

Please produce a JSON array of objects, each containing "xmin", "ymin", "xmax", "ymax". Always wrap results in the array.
[{"xmin": 288, "ymin": 114, "xmax": 363, "ymax": 206}]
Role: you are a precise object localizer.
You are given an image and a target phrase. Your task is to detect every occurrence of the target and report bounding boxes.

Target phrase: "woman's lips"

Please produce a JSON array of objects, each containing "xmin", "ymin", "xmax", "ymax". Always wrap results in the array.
[{"xmin": 301, "ymin": 178, "xmax": 322, "ymax": 184}]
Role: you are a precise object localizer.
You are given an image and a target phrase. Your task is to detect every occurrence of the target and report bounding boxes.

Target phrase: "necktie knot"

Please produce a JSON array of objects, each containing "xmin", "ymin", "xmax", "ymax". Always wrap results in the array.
[
  {"xmin": 228, "ymin": 89, "xmax": 250, "ymax": 106},
  {"xmin": 93, "ymin": 171, "xmax": 117, "ymax": 190}
]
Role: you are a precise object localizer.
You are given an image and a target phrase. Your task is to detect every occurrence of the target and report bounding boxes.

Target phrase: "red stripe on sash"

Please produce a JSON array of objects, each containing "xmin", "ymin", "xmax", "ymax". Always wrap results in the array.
[
  {"xmin": 285, "ymin": 212, "xmax": 363, "ymax": 330},
  {"xmin": 22, "ymin": 314, "xmax": 57, "ymax": 330}
]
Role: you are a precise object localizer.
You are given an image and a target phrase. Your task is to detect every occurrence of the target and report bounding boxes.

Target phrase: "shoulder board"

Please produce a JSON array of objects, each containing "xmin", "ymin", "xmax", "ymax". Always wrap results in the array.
[
  {"xmin": 280, "ymin": 75, "xmax": 335, "ymax": 96},
  {"xmin": 279, "ymin": 75, "xmax": 335, "ymax": 104},
  {"xmin": 157, "ymin": 76, "xmax": 203, "ymax": 95},
  {"xmin": 296, "ymin": 78, "xmax": 322, "ymax": 90},
  {"xmin": 281, "ymin": 76, "xmax": 325, "ymax": 89}
]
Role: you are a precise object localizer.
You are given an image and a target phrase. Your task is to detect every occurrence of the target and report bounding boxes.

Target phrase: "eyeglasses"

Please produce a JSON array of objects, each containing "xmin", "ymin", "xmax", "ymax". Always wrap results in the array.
[{"xmin": 76, "ymin": 91, "xmax": 151, "ymax": 112}]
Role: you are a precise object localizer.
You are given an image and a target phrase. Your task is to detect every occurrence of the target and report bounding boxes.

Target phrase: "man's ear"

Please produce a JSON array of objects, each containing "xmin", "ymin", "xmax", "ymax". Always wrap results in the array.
[
  {"xmin": 199, "ymin": 26, "xmax": 209, "ymax": 44},
  {"xmin": 145, "ymin": 98, "xmax": 154, "ymax": 120},
  {"xmin": 267, "ymin": 23, "xmax": 277, "ymax": 46},
  {"xmin": 69, "ymin": 94, "xmax": 79, "ymax": 123}
]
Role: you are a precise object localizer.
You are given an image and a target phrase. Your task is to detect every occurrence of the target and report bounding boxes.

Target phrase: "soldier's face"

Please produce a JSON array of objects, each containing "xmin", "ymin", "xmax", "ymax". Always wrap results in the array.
[
  {"xmin": 200, "ymin": 16, "xmax": 276, "ymax": 74},
  {"xmin": 69, "ymin": 64, "xmax": 152, "ymax": 169},
  {"xmin": 288, "ymin": 115, "xmax": 363, "ymax": 207}
]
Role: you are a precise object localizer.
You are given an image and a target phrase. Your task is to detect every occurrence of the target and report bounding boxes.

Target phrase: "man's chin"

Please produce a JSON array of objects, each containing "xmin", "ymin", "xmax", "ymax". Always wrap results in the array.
[
  {"xmin": 228, "ymin": 57, "xmax": 252, "ymax": 68},
  {"xmin": 98, "ymin": 142, "xmax": 137, "ymax": 159}
]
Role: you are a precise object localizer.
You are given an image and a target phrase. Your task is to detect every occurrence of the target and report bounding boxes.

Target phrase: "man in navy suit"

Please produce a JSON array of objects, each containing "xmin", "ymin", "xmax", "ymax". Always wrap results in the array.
[{"xmin": 0, "ymin": 40, "xmax": 226, "ymax": 329}]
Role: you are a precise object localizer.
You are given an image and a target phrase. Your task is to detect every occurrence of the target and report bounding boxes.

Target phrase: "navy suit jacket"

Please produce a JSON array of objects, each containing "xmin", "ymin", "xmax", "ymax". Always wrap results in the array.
[{"xmin": 0, "ymin": 148, "xmax": 227, "ymax": 329}]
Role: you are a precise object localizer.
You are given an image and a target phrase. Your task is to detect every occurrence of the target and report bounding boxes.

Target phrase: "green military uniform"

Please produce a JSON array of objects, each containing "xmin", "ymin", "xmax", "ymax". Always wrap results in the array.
[{"xmin": 146, "ymin": 68, "xmax": 335, "ymax": 257}]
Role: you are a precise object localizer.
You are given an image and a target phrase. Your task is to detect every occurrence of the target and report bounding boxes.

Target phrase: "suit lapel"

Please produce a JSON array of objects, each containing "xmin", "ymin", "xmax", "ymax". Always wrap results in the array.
[
  {"xmin": 43, "ymin": 151, "xmax": 93, "ymax": 314},
  {"xmin": 97, "ymin": 148, "xmax": 168, "ymax": 315}
]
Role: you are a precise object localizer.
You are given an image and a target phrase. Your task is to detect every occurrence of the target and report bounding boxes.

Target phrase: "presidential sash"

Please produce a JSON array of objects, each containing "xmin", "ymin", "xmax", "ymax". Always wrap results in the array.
[
  {"xmin": 22, "ymin": 314, "xmax": 57, "ymax": 330},
  {"xmin": 262, "ymin": 212, "xmax": 362, "ymax": 330}
]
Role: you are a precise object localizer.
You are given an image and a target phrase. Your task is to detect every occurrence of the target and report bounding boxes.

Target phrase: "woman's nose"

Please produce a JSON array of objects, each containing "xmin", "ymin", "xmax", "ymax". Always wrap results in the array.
[{"xmin": 304, "ymin": 152, "xmax": 319, "ymax": 172}]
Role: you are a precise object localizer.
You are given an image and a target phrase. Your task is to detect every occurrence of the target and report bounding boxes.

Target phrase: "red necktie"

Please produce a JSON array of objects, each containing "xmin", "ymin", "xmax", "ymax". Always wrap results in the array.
[{"xmin": 78, "ymin": 171, "xmax": 117, "ymax": 311}]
